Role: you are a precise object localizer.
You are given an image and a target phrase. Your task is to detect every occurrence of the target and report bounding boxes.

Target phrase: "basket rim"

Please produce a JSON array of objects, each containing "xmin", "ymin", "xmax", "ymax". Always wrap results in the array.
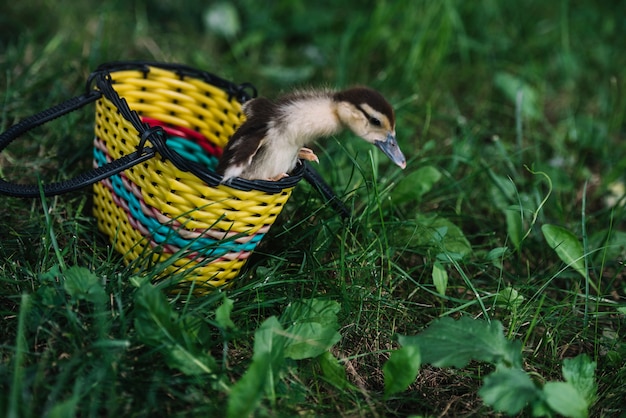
[{"xmin": 91, "ymin": 61, "xmax": 304, "ymax": 194}]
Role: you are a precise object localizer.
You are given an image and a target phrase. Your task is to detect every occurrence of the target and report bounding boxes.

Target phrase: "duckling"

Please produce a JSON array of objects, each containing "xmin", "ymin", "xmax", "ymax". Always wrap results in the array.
[{"xmin": 216, "ymin": 87, "xmax": 406, "ymax": 182}]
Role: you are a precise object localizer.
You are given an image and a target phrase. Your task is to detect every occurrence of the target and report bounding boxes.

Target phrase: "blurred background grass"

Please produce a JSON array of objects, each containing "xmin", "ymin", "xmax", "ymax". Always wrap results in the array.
[
  {"xmin": 1, "ymin": 0, "xmax": 625, "ymax": 416},
  {"xmin": 2, "ymin": 0, "xmax": 624, "ymax": 202}
]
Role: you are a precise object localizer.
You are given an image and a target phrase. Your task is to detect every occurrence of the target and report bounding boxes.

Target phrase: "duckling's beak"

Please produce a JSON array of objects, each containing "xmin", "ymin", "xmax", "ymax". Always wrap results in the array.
[{"xmin": 375, "ymin": 133, "xmax": 407, "ymax": 169}]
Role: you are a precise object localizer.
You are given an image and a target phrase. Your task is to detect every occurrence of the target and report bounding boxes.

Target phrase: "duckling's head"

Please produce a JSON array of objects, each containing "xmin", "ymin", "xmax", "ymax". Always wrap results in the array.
[{"xmin": 334, "ymin": 87, "xmax": 406, "ymax": 169}]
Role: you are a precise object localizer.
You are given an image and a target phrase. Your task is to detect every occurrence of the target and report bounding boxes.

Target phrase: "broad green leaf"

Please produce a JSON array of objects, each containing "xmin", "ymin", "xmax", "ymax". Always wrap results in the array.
[
  {"xmin": 47, "ymin": 394, "xmax": 79, "ymax": 418},
  {"xmin": 133, "ymin": 283, "xmax": 216, "ymax": 375},
  {"xmin": 617, "ymin": 306, "xmax": 626, "ymax": 315},
  {"xmin": 531, "ymin": 398, "xmax": 553, "ymax": 417},
  {"xmin": 505, "ymin": 207, "xmax": 523, "ymax": 251},
  {"xmin": 432, "ymin": 262, "xmax": 448, "ymax": 296},
  {"xmin": 398, "ymin": 317, "xmax": 522, "ymax": 369},
  {"xmin": 392, "ymin": 165, "xmax": 442, "ymax": 204},
  {"xmin": 227, "ymin": 316, "xmax": 287, "ymax": 418},
  {"xmin": 415, "ymin": 214, "xmax": 473, "ymax": 259},
  {"xmin": 388, "ymin": 215, "xmax": 472, "ymax": 259},
  {"xmin": 543, "ymin": 381, "xmax": 588, "ymax": 418},
  {"xmin": 281, "ymin": 299, "xmax": 341, "ymax": 360},
  {"xmin": 134, "ymin": 283, "xmax": 181, "ymax": 346},
  {"xmin": 494, "ymin": 72, "xmax": 541, "ymax": 121},
  {"xmin": 318, "ymin": 351, "xmax": 349, "ymax": 390},
  {"xmin": 129, "ymin": 275, "xmax": 151, "ymax": 288},
  {"xmin": 166, "ymin": 345, "xmax": 217, "ymax": 376},
  {"xmin": 488, "ymin": 171, "xmax": 517, "ymax": 211},
  {"xmin": 39, "ymin": 264, "xmax": 62, "ymax": 283},
  {"xmin": 486, "ymin": 246, "xmax": 509, "ymax": 269},
  {"xmin": 36, "ymin": 268, "xmax": 65, "ymax": 306},
  {"xmin": 227, "ymin": 353, "xmax": 271, "ymax": 418},
  {"xmin": 203, "ymin": 2, "xmax": 240, "ymax": 38},
  {"xmin": 495, "ymin": 286, "xmax": 524, "ymax": 311},
  {"xmin": 589, "ymin": 229, "xmax": 626, "ymax": 262},
  {"xmin": 228, "ymin": 301, "xmax": 342, "ymax": 418},
  {"xmin": 542, "ymin": 224, "xmax": 587, "ymax": 278},
  {"xmin": 479, "ymin": 367, "xmax": 540, "ymax": 415},
  {"xmin": 488, "ymin": 171, "xmax": 539, "ymax": 251},
  {"xmin": 253, "ymin": 316, "xmax": 287, "ymax": 364},
  {"xmin": 487, "ymin": 247, "xmax": 509, "ymax": 259},
  {"xmin": 215, "ymin": 295, "xmax": 236, "ymax": 330},
  {"xmin": 63, "ymin": 266, "xmax": 106, "ymax": 304},
  {"xmin": 562, "ymin": 354, "xmax": 597, "ymax": 406},
  {"xmin": 383, "ymin": 345, "xmax": 421, "ymax": 397}
]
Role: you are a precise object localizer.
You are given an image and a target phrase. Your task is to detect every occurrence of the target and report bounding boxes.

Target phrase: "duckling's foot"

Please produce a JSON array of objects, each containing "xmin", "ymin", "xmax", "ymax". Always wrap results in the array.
[
  {"xmin": 298, "ymin": 147, "xmax": 319, "ymax": 163},
  {"xmin": 268, "ymin": 173, "xmax": 289, "ymax": 181}
]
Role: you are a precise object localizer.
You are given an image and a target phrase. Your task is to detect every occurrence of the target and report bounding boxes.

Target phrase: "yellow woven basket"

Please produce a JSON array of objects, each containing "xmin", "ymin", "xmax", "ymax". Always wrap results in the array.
[
  {"xmin": 90, "ymin": 62, "xmax": 305, "ymax": 291},
  {"xmin": 0, "ymin": 61, "xmax": 344, "ymax": 293}
]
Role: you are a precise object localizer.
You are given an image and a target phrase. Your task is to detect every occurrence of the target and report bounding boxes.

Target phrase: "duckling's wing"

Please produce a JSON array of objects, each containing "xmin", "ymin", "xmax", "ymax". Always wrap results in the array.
[
  {"xmin": 216, "ymin": 99, "xmax": 277, "ymax": 178},
  {"xmin": 242, "ymin": 97, "xmax": 273, "ymax": 118},
  {"xmin": 216, "ymin": 130, "xmax": 267, "ymax": 177}
]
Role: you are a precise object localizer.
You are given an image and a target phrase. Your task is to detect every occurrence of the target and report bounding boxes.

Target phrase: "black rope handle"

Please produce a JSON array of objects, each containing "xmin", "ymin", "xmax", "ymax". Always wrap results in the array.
[
  {"xmin": 303, "ymin": 163, "xmax": 350, "ymax": 219},
  {"xmin": 0, "ymin": 88, "xmax": 161, "ymax": 198},
  {"xmin": 0, "ymin": 91, "xmax": 100, "ymax": 144}
]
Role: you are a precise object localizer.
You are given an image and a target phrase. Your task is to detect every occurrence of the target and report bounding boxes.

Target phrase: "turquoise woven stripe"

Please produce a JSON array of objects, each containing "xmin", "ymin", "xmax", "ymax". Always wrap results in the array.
[
  {"xmin": 165, "ymin": 136, "xmax": 219, "ymax": 170},
  {"xmin": 94, "ymin": 145, "xmax": 264, "ymax": 257}
]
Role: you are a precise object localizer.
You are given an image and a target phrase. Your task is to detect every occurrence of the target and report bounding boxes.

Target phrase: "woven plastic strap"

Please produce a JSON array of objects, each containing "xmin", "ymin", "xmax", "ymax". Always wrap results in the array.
[
  {"xmin": 0, "ymin": 91, "xmax": 157, "ymax": 197},
  {"xmin": 0, "ymin": 74, "xmax": 164, "ymax": 197}
]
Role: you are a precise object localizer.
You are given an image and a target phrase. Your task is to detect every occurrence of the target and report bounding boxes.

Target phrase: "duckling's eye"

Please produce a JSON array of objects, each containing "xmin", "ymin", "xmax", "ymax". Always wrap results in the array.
[{"xmin": 369, "ymin": 117, "xmax": 381, "ymax": 127}]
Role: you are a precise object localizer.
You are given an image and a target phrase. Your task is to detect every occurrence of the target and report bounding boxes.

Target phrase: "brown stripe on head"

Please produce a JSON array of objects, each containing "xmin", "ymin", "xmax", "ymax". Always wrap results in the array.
[{"xmin": 333, "ymin": 87, "xmax": 395, "ymax": 127}]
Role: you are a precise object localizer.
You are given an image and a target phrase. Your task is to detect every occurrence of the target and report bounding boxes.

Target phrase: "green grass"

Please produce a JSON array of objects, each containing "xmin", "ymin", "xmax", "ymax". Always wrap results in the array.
[{"xmin": 1, "ymin": 0, "xmax": 625, "ymax": 416}]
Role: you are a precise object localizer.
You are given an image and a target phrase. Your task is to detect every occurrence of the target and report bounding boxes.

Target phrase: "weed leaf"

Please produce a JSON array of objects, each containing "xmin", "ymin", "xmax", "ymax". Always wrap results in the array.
[
  {"xmin": 133, "ymin": 283, "xmax": 181, "ymax": 344},
  {"xmin": 281, "ymin": 299, "xmax": 341, "ymax": 360},
  {"xmin": 398, "ymin": 317, "xmax": 522, "ymax": 368},
  {"xmin": 488, "ymin": 171, "xmax": 517, "ymax": 210},
  {"xmin": 383, "ymin": 344, "xmax": 421, "ymax": 397},
  {"xmin": 504, "ymin": 207, "xmax": 523, "ymax": 251},
  {"xmin": 227, "ymin": 316, "xmax": 287, "ymax": 418},
  {"xmin": 162, "ymin": 346, "xmax": 215, "ymax": 376},
  {"xmin": 542, "ymin": 224, "xmax": 587, "ymax": 278},
  {"xmin": 204, "ymin": 2, "xmax": 241, "ymax": 38},
  {"xmin": 391, "ymin": 165, "xmax": 442, "ymax": 204},
  {"xmin": 479, "ymin": 366, "xmax": 540, "ymax": 415},
  {"xmin": 63, "ymin": 266, "xmax": 106, "ymax": 304},
  {"xmin": 432, "ymin": 262, "xmax": 448, "ymax": 296},
  {"xmin": 415, "ymin": 214, "xmax": 473, "ymax": 258},
  {"xmin": 253, "ymin": 316, "xmax": 287, "ymax": 365},
  {"xmin": 488, "ymin": 172, "xmax": 525, "ymax": 250},
  {"xmin": 562, "ymin": 354, "xmax": 597, "ymax": 406},
  {"xmin": 133, "ymin": 283, "xmax": 216, "ymax": 375},
  {"xmin": 543, "ymin": 382, "xmax": 588, "ymax": 418},
  {"xmin": 494, "ymin": 286, "xmax": 524, "ymax": 311},
  {"xmin": 227, "ymin": 353, "xmax": 272, "ymax": 418},
  {"xmin": 47, "ymin": 400, "xmax": 79, "ymax": 418},
  {"xmin": 486, "ymin": 246, "xmax": 508, "ymax": 268},
  {"xmin": 494, "ymin": 72, "xmax": 541, "ymax": 120},
  {"xmin": 318, "ymin": 351, "xmax": 349, "ymax": 390},
  {"xmin": 215, "ymin": 295, "xmax": 236, "ymax": 330}
]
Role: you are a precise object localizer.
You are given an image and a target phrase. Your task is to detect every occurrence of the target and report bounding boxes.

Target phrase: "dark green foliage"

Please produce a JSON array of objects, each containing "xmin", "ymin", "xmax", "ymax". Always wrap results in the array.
[{"xmin": 1, "ymin": 0, "xmax": 625, "ymax": 416}]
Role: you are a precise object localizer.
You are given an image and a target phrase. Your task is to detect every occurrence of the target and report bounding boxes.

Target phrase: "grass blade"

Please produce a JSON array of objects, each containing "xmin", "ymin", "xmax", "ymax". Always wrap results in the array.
[{"xmin": 8, "ymin": 294, "xmax": 31, "ymax": 418}]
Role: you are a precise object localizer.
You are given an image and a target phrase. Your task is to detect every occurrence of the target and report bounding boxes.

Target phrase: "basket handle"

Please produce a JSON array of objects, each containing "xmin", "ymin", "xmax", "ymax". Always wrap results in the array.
[
  {"xmin": 303, "ymin": 164, "xmax": 350, "ymax": 219},
  {"xmin": 0, "ymin": 90, "xmax": 160, "ymax": 198}
]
